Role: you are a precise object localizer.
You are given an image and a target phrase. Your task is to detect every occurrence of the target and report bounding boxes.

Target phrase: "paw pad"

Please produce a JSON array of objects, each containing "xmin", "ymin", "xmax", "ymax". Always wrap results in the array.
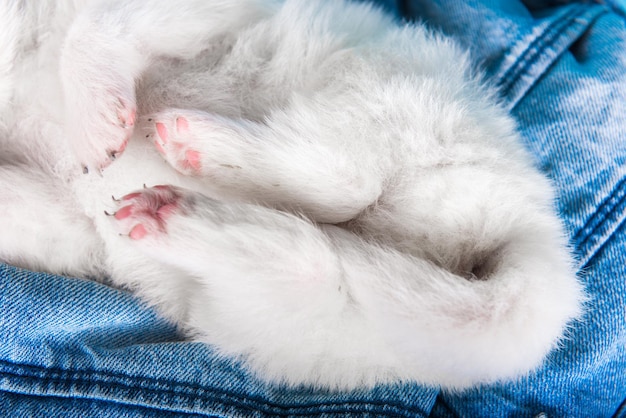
[
  {"xmin": 183, "ymin": 150, "xmax": 202, "ymax": 171},
  {"xmin": 144, "ymin": 112, "xmax": 207, "ymax": 175},
  {"xmin": 176, "ymin": 117, "xmax": 189, "ymax": 134},
  {"xmin": 118, "ymin": 105, "xmax": 137, "ymax": 128},
  {"xmin": 108, "ymin": 185, "xmax": 182, "ymax": 240},
  {"xmin": 156, "ymin": 122, "xmax": 168, "ymax": 143}
]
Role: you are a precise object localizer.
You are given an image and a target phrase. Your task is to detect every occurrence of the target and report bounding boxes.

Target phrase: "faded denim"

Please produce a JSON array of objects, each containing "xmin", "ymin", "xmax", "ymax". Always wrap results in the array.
[{"xmin": 1, "ymin": 0, "xmax": 625, "ymax": 416}]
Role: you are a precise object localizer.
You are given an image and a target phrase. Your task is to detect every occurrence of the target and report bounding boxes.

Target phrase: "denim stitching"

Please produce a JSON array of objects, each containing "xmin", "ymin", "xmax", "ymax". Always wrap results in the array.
[
  {"xmin": 576, "ymin": 178, "xmax": 626, "ymax": 267},
  {"xmin": 497, "ymin": 5, "xmax": 582, "ymax": 88},
  {"xmin": 489, "ymin": 2, "xmax": 624, "ymax": 268},
  {"xmin": 497, "ymin": 5, "xmax": 590, "ymax": 96},
  {"xmin": 0, "ymin": 391, "xmax": 210, "ymax": 418},
  {"xmin": 2, "ymin": 373, "xmax": 422, "ymax": 417},
  {"xmin": 0, "ymin": 360, "xmax": 429, "ymax": 417},
  {"xmin": 573, "ymin": 176, "xmax": 626, "ymax": 246}
]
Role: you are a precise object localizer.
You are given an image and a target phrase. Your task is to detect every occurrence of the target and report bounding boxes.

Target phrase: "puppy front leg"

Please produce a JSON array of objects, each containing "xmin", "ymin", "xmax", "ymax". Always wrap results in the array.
[{"xmin": 60, "ymin": 0, "xmax": 274, "ymax": 170}]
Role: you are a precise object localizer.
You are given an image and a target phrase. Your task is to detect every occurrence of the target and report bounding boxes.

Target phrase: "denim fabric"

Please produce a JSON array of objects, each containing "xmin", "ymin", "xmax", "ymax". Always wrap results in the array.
[
  {"xmin": 0, "ymin": 265, "xmax": 438, "ymax": 417},
  {"xmin": 1, "ymin": 1, "xmax": 625, "ymax": 417}
]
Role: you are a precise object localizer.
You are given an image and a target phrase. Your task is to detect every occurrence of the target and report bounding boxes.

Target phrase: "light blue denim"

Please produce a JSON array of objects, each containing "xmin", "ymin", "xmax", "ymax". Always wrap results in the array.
[{"xmin": 1, "ymin": 1, "xmax": 625, "ymax": 416}]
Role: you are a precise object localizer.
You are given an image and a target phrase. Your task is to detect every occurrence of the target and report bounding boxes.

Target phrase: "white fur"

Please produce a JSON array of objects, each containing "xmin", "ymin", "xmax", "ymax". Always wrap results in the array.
[{"xmin": 0, "ymin": 0, "xmax": 584, "ymax": 390}]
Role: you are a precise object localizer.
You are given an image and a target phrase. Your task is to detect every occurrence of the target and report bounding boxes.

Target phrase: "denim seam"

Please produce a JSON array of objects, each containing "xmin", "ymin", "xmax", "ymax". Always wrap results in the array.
[
  {"xmin": 0, "ymin": 360, "xmax": 428, "ymax": 417},
  {"xmin": 573, "ymin": 176, "xmax": 626, "ymax": 246},
  {"xmin": 496, "ymin": 5, "xmax": 608, "ymax": 110},
  {"xmin": 497, "ymin": 4, "xmax": 587, "ymax": 94},
  {"xmin": 575, "ymin": 176, "xmax": 626, "ymax": 267},
  {"xmin": 0, "ymin": 390, "xmax": 206, "ymax": 417}
]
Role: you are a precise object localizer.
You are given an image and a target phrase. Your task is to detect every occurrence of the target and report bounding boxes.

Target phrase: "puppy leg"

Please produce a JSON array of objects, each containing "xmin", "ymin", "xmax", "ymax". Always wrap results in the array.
[
  {"xmin": 60, "ymin": 0, "xmax": 274, "ymax": 170},
  {"xmin": 144, "ymin": 107, "xmax": 386, "ymax": 223},
  {"xmin": 109, "ymin": 185, "xmax": 583, "ymax": 390},
  {"xmin": 0, "ymin": 165, "xmax": 104, "ymax": 277}
]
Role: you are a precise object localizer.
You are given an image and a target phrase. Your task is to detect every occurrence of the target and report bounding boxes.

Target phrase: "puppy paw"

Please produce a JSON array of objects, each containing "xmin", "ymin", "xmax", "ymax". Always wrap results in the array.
[
  {"xmin": 61, "ymin": 29, "xmax": 140, "ymax": 172},
  {"xmin": 109, "ymin": 185, "xmax": 183, "ymax": 240},
  {"xmin": 64, "ymin": 80, "xmax": 137, "ymax": 173},
  {"xmin": 143, "ymin": 109, "xmax": 246, "ymax": 177}
]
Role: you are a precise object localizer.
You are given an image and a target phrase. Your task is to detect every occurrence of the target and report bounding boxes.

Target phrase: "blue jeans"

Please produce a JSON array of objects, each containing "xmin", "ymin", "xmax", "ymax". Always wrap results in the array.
[{"xmin": 1, "ymin": 1, "xmax": 625, "ymax": 416}]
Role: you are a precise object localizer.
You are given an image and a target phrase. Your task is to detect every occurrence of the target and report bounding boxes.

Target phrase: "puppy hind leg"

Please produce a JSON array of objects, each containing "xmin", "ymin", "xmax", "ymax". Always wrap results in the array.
[{"xmin": 108, "ymin": 185, "xmax": 583, "ymax": 389}]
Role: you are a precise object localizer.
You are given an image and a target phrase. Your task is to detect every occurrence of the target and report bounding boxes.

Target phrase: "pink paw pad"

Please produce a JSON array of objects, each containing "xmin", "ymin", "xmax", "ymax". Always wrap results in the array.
[
  {"xmin": 150, "ymin": 116, "xmax": 203, "ymax": 173},
  {"xmin": 127, "ymin": 109, "xmax": 137, "ymax": 127},
  {"xmin": 114, "ymin": 205, "xmax": 133, "ymax": 220},
  {"xmin": 129, "ymin": 224, "xmax": 147, "ymax": 240},
  {"xmin": 117, "ymin": 102, "xmax": 137, "ymax": 128},
  {"xmin": 121, "ymin": 192, "xmax": 142, "ymax": 201},
  {"xmin": 112, "ymin": 186, "xmax": 182, "ymax": 240},
  {"xmin": 176, "ymin": 117, "xmax": 189, "ymax": 134},
  {"xmin": 183, "ymin": 150, "xmax": 202, "ymax": 171},
  {"xmin": 156, "ymin": 123, "xmax": 168, "ymax": 143}
]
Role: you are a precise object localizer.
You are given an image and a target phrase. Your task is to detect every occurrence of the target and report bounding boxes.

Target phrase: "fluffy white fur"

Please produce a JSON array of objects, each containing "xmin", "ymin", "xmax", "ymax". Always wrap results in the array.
[{"xmin": 0, "ymin": 0, "xmax": 584, "ymax": 390}]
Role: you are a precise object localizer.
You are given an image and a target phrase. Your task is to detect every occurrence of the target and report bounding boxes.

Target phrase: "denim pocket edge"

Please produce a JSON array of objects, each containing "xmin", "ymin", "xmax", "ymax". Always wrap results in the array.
[{"xmin": 494, "ymin": 4, "xmax": 608, "ymax": 110}]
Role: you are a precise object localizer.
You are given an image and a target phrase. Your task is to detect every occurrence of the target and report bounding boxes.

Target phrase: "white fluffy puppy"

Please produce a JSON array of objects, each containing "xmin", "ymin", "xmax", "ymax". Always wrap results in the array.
[{"xmin": 0, "ymin": 0, "xmax": 583, "ymax": 390}]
